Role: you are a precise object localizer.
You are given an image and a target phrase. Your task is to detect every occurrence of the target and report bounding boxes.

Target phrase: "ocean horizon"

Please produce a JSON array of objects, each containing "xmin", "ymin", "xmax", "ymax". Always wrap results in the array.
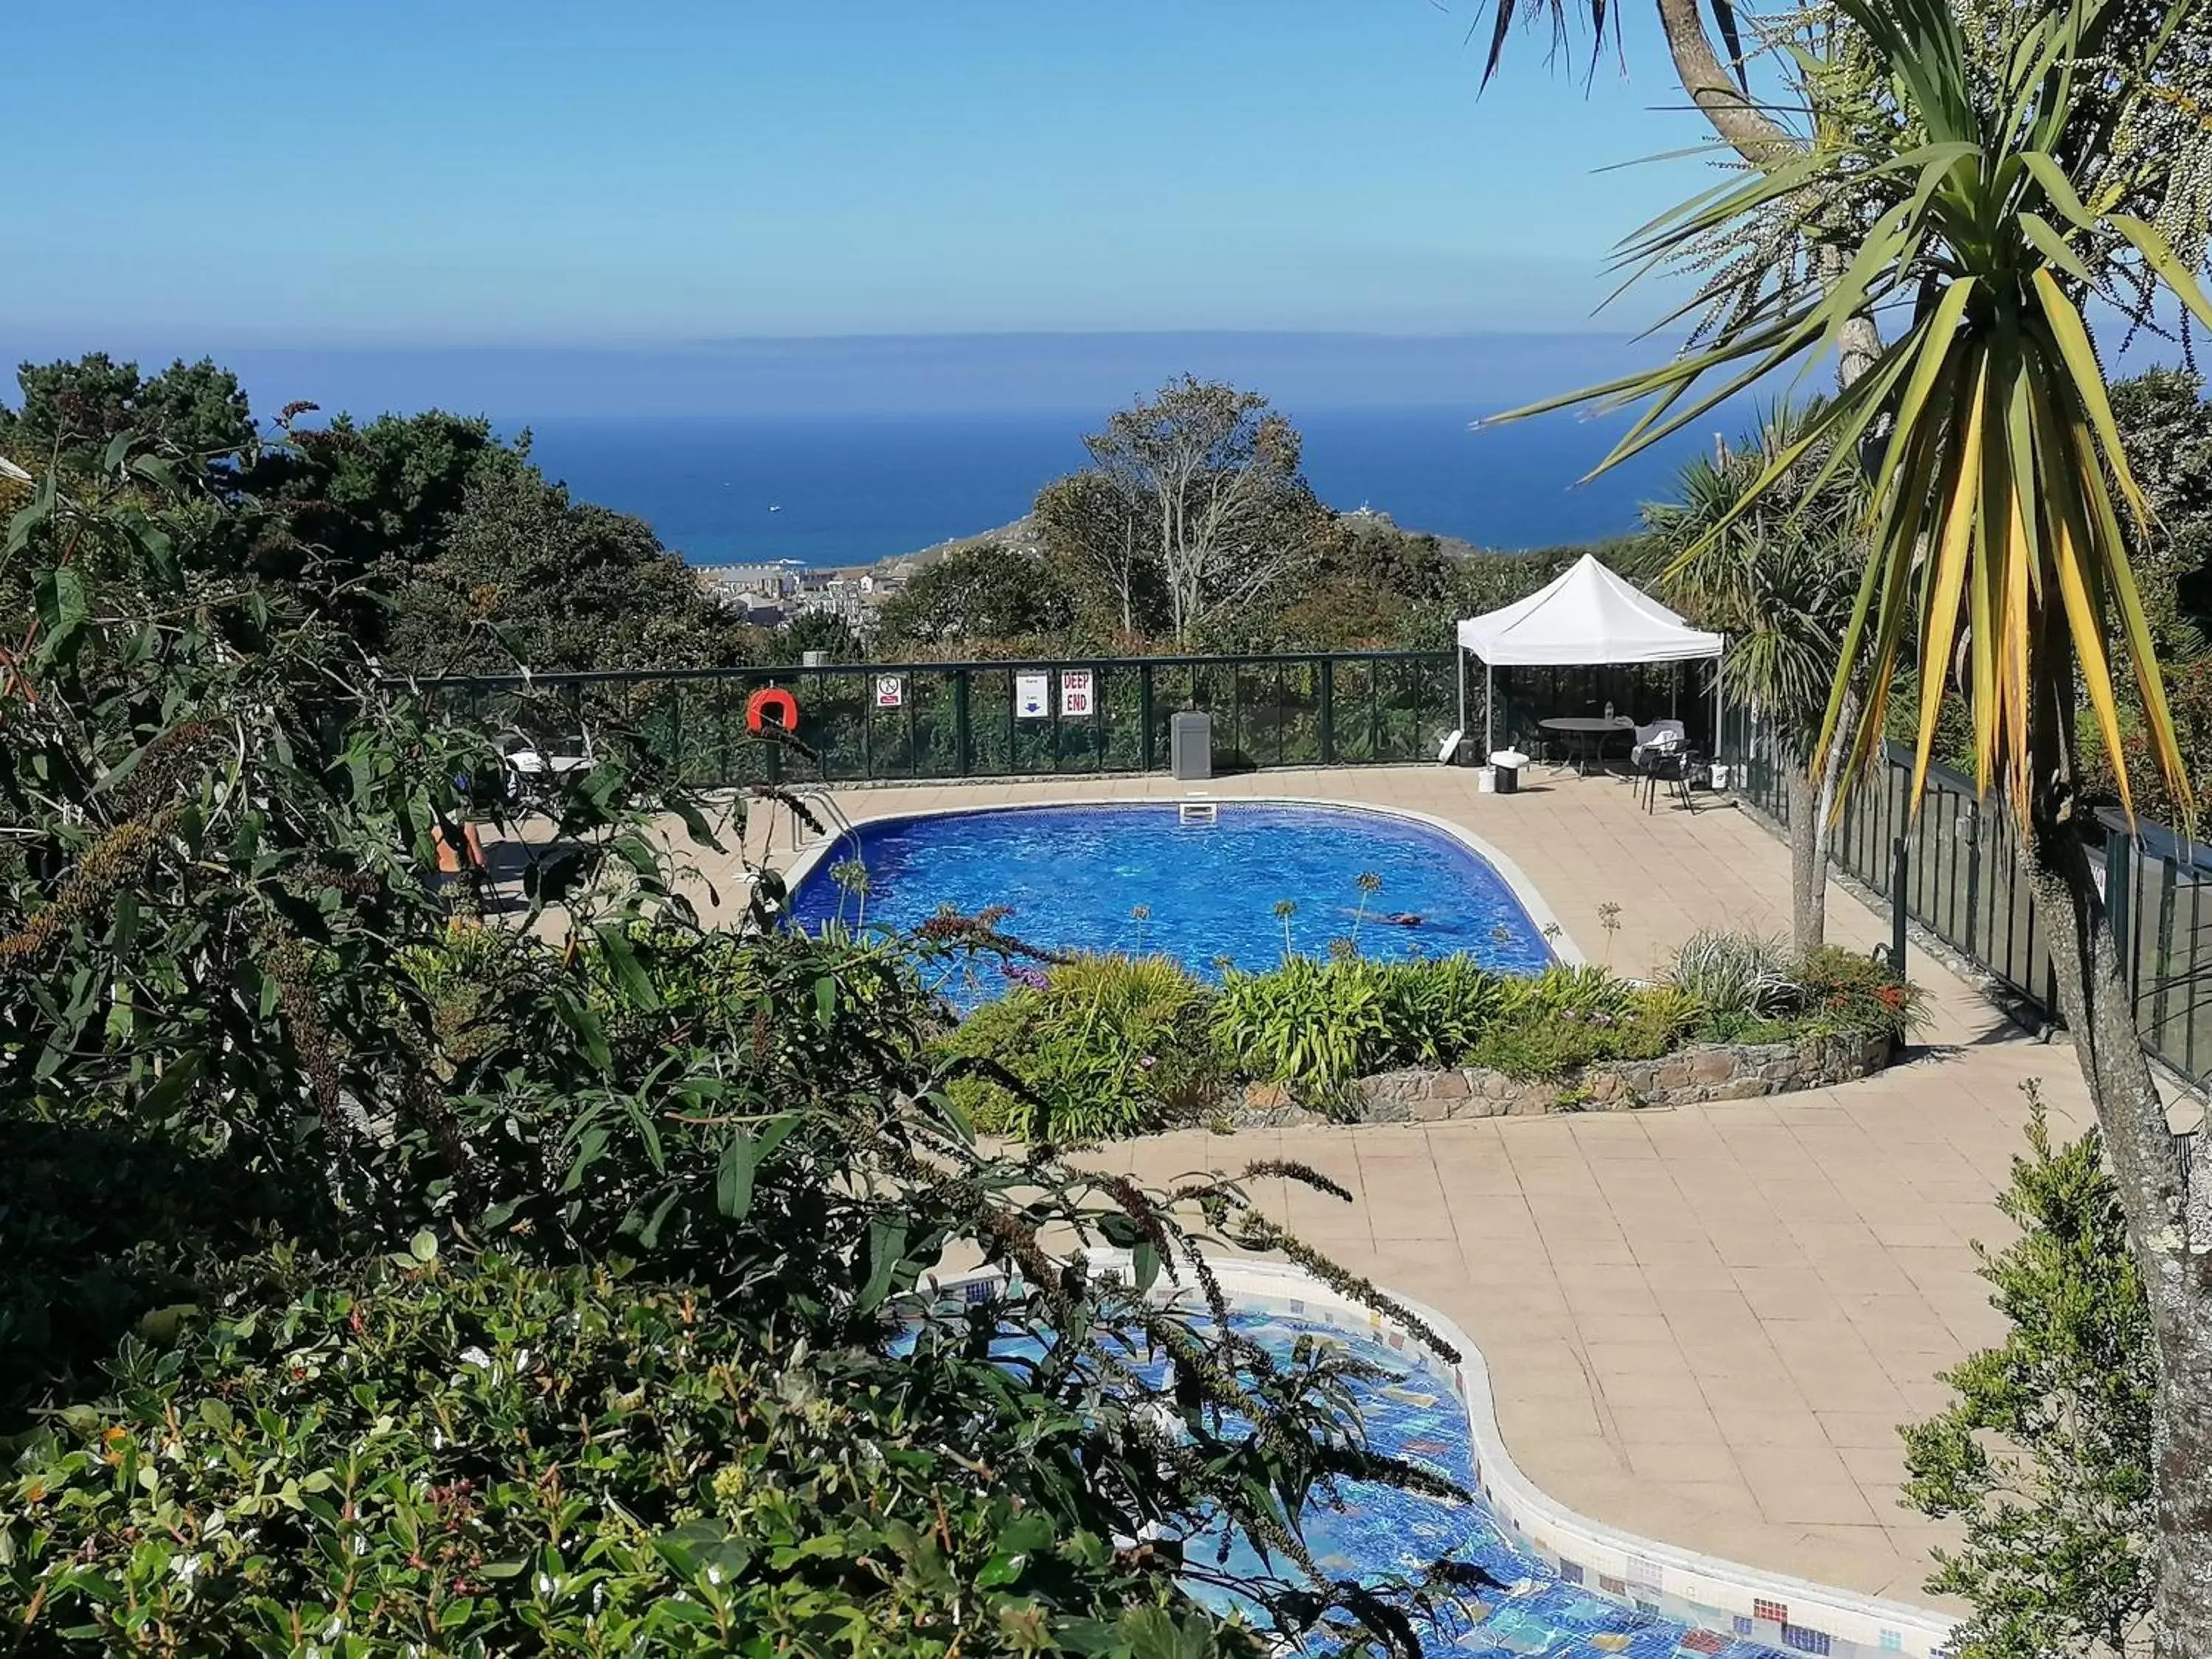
[{"xmin": 510, "ymin": 403, "xmax": 1723, "ymax": 568}]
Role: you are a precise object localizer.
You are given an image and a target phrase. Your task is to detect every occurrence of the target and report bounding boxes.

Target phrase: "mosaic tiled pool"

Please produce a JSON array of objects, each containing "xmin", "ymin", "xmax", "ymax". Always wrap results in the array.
[
  {"xmin": 919, "ymin": 1274, "xmax": 1941, "ymax": 1658},
  {"xmin": 1194, "ymin": 1306, "xmax": 1796, "ymax": 1658}
]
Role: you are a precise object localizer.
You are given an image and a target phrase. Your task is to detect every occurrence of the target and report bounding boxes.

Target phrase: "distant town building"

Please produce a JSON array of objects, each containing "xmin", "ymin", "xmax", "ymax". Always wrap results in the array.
[{"xmin": 695, "ymin": 559, "xmax": 804, "ymax": 603}]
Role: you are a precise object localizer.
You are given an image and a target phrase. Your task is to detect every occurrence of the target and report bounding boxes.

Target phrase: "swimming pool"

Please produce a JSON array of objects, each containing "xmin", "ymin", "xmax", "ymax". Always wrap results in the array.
[
  {"xmin": 1194, "ymin": 1305, "xmax": 1795, "ymax": 1658},
  {"xmin": 785, "ymin": 801, "xmax": 1561, "ymax": 987},
  {"xmin": 931, "ymin": 1265, "xmax": 1952, "ymax": 1659}
]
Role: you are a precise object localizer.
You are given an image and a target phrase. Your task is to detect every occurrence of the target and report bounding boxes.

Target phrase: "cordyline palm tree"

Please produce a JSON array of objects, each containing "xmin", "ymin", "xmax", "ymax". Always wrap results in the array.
[
  {"xmin": 1640, "ymin": 402, "xmax": 1865, "ymax": 953},
  {"xmin": 1492, "ymin": 0, "xmax": 2212, "ymax": 1649},
  {"xmin": 1475, "ymin": 0, "xmax": 1887, "ymax": 383}
]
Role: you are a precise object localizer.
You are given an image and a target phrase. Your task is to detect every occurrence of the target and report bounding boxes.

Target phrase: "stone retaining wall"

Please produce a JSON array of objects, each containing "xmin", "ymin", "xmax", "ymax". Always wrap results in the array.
[{"xmin": 1226, "ymin": 1033, "xmax": 1896, "ymax": 1127}]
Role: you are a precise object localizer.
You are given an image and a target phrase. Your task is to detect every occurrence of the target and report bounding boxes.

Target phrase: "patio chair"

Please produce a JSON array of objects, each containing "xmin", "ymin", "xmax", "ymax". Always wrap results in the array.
[
  {"xmin": 1629, "ymin": 719, "xmax": 1686, "ymax": 770},
  {"xmin": 1638, "ymin": 745, "xmax": 1705, "ymax": 815}
]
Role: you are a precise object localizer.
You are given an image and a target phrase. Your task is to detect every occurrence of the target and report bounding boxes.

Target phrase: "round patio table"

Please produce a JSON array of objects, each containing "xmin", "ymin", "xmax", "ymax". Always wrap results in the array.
[{"xmin": 1537, "ymin": 714, "xmax": 1636, "ymax": 776}]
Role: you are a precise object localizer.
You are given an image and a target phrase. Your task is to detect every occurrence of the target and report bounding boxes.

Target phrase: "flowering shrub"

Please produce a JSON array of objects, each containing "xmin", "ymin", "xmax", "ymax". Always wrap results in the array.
[
  {"xmin": 935, "ymin": 953, "xmax": 1220, "ymax": 1140},
  {"xmin": 1792, "ymin": 945, "xmax": 1927, "ymax": 1042}
]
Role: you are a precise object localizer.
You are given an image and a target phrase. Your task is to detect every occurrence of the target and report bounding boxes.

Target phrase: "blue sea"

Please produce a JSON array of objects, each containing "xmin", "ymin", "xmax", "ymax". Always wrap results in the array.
[{"xmin": 515, "ymin": 404, "xmax": 1714, "ymax": 566}]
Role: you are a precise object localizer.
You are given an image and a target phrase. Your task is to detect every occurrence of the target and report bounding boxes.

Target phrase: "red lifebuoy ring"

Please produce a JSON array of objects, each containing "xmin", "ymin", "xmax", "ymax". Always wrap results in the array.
[{"xmin": 746, "ymin": 686, "xmax": 801, "ymax": 735}]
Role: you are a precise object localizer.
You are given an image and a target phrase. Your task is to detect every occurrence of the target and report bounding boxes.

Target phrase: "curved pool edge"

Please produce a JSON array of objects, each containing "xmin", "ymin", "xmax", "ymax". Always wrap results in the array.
[
  {"xmin": 778, "ymin": 793, "xmax": 1585, "ymax": 967},
  {"xmin": 1200, "ymin": 1256, "xmax": 1956, "ymax": 1659},
  {"xmin": 930, "ymin": 1250, "xmax": 1955, "ymax": 1659}
]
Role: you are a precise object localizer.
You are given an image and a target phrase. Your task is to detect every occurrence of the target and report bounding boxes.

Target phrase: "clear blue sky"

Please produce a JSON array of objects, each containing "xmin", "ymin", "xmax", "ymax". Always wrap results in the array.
[{"xmin": 10, "ymin": 1, "xmax": 1704, "ymax": 342}]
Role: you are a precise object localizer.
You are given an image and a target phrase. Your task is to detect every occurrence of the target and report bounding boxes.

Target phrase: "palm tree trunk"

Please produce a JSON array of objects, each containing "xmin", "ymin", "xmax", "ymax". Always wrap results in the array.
[
  {"xmin": 1783, "ymin": 762, "xmax": 1826, "ymax": 956},
  {"xmin": 2023, "ymin": 636, "xmax": 2212, "ymax": 1658},
  {"xmin": 1791, "ymin": 682, "xmax": 1863, "ymax": 956},
  {"xmin": 1649, "ymin": 3, "xmax": 1884, "ymax": 386}
]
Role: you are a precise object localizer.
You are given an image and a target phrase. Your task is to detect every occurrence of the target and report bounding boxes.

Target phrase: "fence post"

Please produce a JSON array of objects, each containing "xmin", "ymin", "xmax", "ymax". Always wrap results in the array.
[
  {"xmin": 1138, "ymin": 662, "xmax": 1155, "ymax": 771},
  {"xmin": 1891, "ymin": 835, "xmax": 1910, "ymax": 978},
  {"xmin": 2106, "ymin": 824, "xmax": 2134, "ymax": 1006},
  {"xmin": 953, "ymin": 669, "xmax": 970, "ymax": 776},
  {"xmin": 1319, "ymin": 657, "xmax": 1335, "ymax": 765}
]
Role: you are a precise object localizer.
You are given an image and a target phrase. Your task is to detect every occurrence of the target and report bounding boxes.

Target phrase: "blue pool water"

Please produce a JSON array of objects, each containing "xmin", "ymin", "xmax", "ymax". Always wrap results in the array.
[
  {"xmin": 786, "ymin": 803, "xmax": 1555, "ymax": 991},
  {"xmin": 948, "ymin": 1302, "xmax": 1794, "ymax": 1658},
  {"xmin": 1206, "ymin": 1307, "xmax": 1797, "ymax": 1658}
]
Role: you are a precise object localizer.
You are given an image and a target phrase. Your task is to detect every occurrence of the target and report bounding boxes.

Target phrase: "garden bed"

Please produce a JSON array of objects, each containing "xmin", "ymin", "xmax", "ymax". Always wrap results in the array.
[
  {"xmin": 933, "ymin": 930, "xmax": 1922, "ymax": 1143},
  {"xmin": 1225, "ymin": 1030, "xmax": 1899, "ymax": 1127}
]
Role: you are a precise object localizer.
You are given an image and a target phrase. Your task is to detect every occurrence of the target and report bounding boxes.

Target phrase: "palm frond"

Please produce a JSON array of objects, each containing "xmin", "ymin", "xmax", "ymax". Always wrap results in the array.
[{"xmin": 1486, "ymin": 0, "xmax": 2204, "ymax": 829}]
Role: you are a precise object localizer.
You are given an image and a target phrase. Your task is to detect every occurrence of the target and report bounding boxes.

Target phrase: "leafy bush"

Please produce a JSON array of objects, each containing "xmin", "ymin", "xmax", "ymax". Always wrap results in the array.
[
  {"xmin": 1211, "ymin": 956, "xmax": 1397, "ymax": 1096},
  {"xmin": 1371, "ymin": 957, "xmax": 1512, "ymax": 1066},
  {"xmin": 1504, "ymin": 962, "xmax": 1639, "ymax": 1023},
  {"xmin": 1665, "ymin": 928, "xmax": 1794, "ymax": 1020},
  {"xmin": 5, "ymin": 1247, "xmax": 1307, "ymax": 1655},
  {"xmin": 936, "ymin": 953, "xmax": 1218, "ymax": 1141},
  {"xmin": 1793, "ymin": 944, "xmax": 1924, "ymax": 1042},
  {"xmin": 1901, "ymin": 1091, "xmax": 2153, "ymax": 1659},
  {"xmin": 1466, "ymin": 1000, "xmax": 1680, "ymax": 1079}
]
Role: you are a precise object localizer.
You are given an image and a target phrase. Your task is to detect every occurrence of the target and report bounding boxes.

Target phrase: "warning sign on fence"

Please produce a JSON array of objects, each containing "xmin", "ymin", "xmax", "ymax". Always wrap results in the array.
[
  {"xmin": 1015, "ymin": 672, "xmax": 1049, "ymax": 719},
  {"xmin": 874, "ymin": 675, "xmax": 903, "ymax": 709},
  {"xmin": 1060, "ymin": 669, "xmax": 1093, "ymax": 717}
]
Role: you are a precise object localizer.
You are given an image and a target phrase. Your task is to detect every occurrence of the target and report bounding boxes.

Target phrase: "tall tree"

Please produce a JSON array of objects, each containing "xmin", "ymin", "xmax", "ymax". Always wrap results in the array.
[
  {"xmin": 2108, "ymin": 368, "xmax": 2212, "ymax": 657},
  {"xmin": 1, "ymin": 353, "xmax": 254, "ymax": 460},
  {"xmin": 250, "ymin": 409, "xmax": 521, "ymax": 591},
  {"xmin": 378, "ymin": 463, "xmax": 746, "ymax": 676},
  {"xmin": 1643, "ymin": 403, "xmax": 1865, "ymax": 952},
  {"xmin": 873, "ymin": 541, "xmax": 1078, "ymax": 654},
  {"xmin": 1475, "ymin": 0, "xmax": 1885, "ymax": 381},
  {"xmin": 1078, "ymin": 378, "xmax": 1321, "ymax": 645},
  {"xmin": 1492, "ymin": 2, "xmax": 2212, "ymax": 1649},
  {"xmin": 1033, "ymin": 469, "xmax": 1159, "ymax": 639}
]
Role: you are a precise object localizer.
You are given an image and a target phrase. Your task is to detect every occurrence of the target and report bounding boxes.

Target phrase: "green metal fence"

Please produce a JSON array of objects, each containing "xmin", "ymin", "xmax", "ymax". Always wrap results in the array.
[
  {"xmin": 1722, "ymin": 700, "xmax": 2212, "ymax": 1099},
  {"xmin": 405, "ymin": 651, "xmax": 1468, "ymax": 785}
]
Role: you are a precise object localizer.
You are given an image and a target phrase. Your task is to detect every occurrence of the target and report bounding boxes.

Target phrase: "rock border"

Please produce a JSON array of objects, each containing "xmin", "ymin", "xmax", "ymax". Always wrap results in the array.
[{"xmin": 1224, "ymin": 1031, "xmax": 1896, "ymax": 1127}]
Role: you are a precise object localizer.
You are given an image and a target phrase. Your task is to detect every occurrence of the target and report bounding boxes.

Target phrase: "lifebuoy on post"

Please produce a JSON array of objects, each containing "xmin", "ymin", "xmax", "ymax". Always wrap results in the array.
[{"xmin": 745, "ymin": 686, "xmax": 801, "ymax": 735}]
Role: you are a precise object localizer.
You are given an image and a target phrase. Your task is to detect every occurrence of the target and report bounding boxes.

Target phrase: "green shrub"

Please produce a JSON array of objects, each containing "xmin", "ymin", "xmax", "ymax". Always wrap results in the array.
[
  {"xmin": 1372, "ymin": 957, "xmax": 1512, "ymax": 1066},
  {"xmin": 1901, "ymin": 1091, "xmax": 2153, "ymax": 1658},
  {"xmin": 935, "ymin": 953, "xmax": 1217, "ymax": 1141},
  {"xmin": 397, "ymin": 917, "xmax": 553, "ymax": 1067},
  {"xmin": 1503, "ymin": 962, "xmax": 1638, "ymax": 1023},
  {"xmin": 1793, "ymin": 944, "xmax": 1925, "ymax": 1041},
  {"xmin": 1694, "ymin": 1009, "xmax": 1801, "ymax": 1045},
  {"xmin": 4, "ymin": 1249, "xmax": 1267, "ymax": 1655},
  {"xmin": 1466, "ymin": 1001, "xmax": 1676, "ymax": 1078},
  {"xmin": 1211, "ymin": 956, "xmax": 1396, "ymax": 1096},
  {"xmin": 1665, "ymin": 928, "xmax": 1794, "ymax": 1020}
]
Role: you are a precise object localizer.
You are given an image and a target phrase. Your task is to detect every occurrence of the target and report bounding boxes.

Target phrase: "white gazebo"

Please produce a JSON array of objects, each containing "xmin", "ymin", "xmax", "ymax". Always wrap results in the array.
[{"xmin": 1455, "ymin": 553, "xmax": 1725, "ymax": 756}]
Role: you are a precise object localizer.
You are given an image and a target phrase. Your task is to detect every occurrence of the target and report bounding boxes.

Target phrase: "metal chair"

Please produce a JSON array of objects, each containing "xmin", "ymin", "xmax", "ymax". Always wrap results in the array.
[
  {"xmin": 1639, "ymin": 745, "xmax": 1705, "ymax": 814},
  {"xmin": 1629, "ymin": 720, "xmax": 1686, "ymax": 771}
]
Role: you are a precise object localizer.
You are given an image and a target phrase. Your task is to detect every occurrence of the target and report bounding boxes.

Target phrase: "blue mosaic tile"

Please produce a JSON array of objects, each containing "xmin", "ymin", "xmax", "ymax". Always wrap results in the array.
[{"xmin": 1178, "ymin": 1310, "xmax": 1795, "ymax": 1658}]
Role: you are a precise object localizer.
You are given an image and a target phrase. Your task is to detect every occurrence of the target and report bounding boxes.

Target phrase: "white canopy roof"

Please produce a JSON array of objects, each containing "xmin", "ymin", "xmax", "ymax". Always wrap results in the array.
[{"xmin": 1456, "ymin": 553, "xmax": 1722, "ymax": 667}]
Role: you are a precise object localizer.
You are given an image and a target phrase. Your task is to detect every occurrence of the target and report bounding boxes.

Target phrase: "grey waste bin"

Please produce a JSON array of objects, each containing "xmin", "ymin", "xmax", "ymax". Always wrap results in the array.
[
  {"xmin": 1489, "ymin": 748, "xmax": 1528, "ymax": 796},
  {"xmin": 1170, "ymin": 711, "xmax": 1213, "ymax": 780}
]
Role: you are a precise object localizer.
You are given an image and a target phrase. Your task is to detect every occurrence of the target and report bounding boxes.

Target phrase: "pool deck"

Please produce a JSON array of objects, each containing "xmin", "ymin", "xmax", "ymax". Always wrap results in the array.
[{"xmin": 710, "ymin": 765, "xmax": 2105, "ymax": 1613}]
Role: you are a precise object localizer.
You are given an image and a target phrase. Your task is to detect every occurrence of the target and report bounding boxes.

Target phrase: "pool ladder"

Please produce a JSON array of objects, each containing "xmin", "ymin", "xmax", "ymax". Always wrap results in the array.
[{"xmin": 780, "ymin": 786, "xmax": 860, "ymax": 855}]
